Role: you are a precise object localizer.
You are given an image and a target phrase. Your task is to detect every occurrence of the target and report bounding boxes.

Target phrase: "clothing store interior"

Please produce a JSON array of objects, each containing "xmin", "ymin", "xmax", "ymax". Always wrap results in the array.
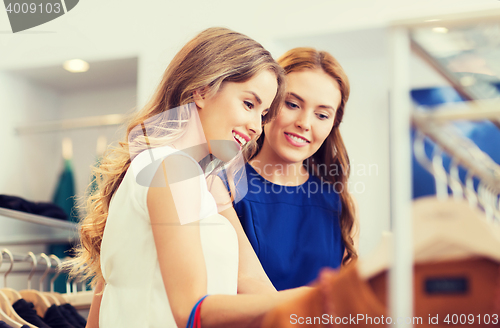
[{"xmin": 1, "ymin": 1, "xmax": 500, "ymax": 327}]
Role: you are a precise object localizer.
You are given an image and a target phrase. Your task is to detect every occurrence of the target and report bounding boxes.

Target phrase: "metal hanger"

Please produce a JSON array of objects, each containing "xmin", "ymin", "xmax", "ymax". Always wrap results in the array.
[
  {"xmin": 39, "ymin": 253, "xmax": 59, "ymax": 306},
  {"xmin": 432, "ymin": 145, "xmax": 449, "ymax": 200},
  {"xmin": 49, "ymin": 255, "xmax": 68, "ymax": 304},
  {"xmin": 449, "ymin": 158, "xmax": 464, "ymax": 200},
  {"xmin": 0, "ymin": 290, "xmax": 23, "ymax": 328},
  {"xmin": 0, "ymin": 251, "xmax": 36, "ymax": 327},
  {"xmin": 478, "ymin": 181, "xmax": 494, "ymax": 222},
  {"xmin": 66, "ymin": 268, "xmax": 76, "ymax": 295},
  {"xmin": 413, "ymin": 130, "xmax": 433, "ymax": 173},
  {"xmin": 19, "ymin": 252, "xmax": 51, "ymax": 317},
  {"xmin": 1, "ymin": 249, "xmax": 22, "ymax": 303},
  {"xmin": 465, "ymin": 171, "xmax": 478, "ymax": 208},
  {"xmin": 479, "ymin": 181, "xmax": 500, "ymax": 223},
  {"xmin": 49, "ymin": 255, "xmax": 62, "ymax": 293}
]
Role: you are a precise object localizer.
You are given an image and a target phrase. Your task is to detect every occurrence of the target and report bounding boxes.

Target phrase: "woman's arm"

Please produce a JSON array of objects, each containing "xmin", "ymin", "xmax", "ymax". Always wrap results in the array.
[
  {"xmin": 220, "ymin": 205, "xmax": 277, "ymax": 294},
  {"xmin": 199, "ymin": 288, "xmax": 311, "ymax": 328},
  {"xmin": 207, "ymin": 175, "xmax": 276, "ymax": 294},
  {"xmin": 148, "ymin": 156, "xmax": 308, "ymax": 328},
  {"xmin": 85, "ymin": 279, "xmax": 104, "ymax": 328}
]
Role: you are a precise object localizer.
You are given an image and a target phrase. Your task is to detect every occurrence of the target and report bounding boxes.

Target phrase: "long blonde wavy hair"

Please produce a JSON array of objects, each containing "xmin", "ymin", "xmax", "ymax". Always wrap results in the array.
[
  {"xmin": 67, "ymin": 27, "xmax": 285, "ymax": 287},
  {"xmin": 244, "ymin": 47, "xmax": 358, "ymax": 265}
]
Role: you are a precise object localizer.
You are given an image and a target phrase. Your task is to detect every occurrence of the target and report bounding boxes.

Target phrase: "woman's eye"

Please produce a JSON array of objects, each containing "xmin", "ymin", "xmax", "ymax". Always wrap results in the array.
[
  {"xmin": 317, "ymin": 113, "xmax": 329, "ymax": 120},
  {"xmin": 286, "ymin": 101, "xmax": 299, "ymax": 109},
  {"xmin": 244, "ymin": 101, "xmax": 254, "ymax": 110}
]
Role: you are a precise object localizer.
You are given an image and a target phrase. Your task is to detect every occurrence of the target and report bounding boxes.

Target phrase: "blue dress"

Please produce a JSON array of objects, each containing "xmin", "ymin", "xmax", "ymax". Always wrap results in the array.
[{"xmin": 229, "ymin": 163, "xmax": 344, "ymax": 291}]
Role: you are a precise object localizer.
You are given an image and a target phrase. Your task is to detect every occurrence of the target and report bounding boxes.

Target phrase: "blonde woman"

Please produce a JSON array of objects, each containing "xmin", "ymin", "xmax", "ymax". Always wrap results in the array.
[{"xmin": 68, "ymin": 28, "xmax": 310, "ymax": 328}]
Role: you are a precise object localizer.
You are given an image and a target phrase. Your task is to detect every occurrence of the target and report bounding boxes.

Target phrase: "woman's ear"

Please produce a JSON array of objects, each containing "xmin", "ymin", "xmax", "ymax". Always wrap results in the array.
[{"xmin": 193, "ymin": 87, "xmax": 208, "ymax": 109}]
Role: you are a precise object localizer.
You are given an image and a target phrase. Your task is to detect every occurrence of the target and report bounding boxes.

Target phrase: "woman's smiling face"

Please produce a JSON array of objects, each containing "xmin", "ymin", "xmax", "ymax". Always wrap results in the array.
[
  {"xmin": 196, "ymin": 69, "xmax": 278, "ymax": 161},
  {"xmin": 262, "ymin": 68, "xmax": 342, "ymax": 164}
]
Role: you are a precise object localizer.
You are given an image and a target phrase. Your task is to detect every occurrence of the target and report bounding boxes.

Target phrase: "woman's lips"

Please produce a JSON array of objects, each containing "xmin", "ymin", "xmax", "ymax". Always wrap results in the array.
[
  {"xmin": 232, "ymin": 130, "xmax": 249, "ymax": 149},
  {"xmin": 284, "ymin": 132, "xmax": 309, "ymax": 147}
]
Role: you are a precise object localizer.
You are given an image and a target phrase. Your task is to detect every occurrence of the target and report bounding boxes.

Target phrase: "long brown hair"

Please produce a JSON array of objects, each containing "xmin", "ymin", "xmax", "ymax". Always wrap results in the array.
[
  {"xmin": 245, "ymin": 47, "xmax": 358, "ymax": 265},
  {"xmin": 67, "ymin": 27, "xmax": 285, "ymax": 286}
]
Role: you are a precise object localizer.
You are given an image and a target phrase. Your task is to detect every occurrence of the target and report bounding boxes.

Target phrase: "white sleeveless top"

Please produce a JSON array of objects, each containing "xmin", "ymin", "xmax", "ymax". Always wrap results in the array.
[{"xmin": 99, "ymin": 145, "xmax": 239, "ymax": 328}]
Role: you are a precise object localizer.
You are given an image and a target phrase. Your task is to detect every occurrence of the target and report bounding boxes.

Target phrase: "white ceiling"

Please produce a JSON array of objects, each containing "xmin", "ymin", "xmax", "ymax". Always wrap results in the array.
[{"xmin": 7, "ymin": 57, "xmax": 138, "ymax": 93}]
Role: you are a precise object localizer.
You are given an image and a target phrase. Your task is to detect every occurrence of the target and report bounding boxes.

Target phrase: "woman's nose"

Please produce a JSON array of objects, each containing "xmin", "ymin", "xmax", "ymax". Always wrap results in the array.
[
  {"xmin": 247, "ymin": 115, "xmax": 263, "ymax": 137},
  {"xmin": 295, "ymin": 111, "xmax": 311, "ymax": 131}
]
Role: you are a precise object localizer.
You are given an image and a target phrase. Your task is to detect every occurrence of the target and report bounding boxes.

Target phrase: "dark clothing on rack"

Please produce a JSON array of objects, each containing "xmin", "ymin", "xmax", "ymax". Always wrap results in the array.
[
  {"xmin": 56, "ymin": 305, "xmax": 83, "ymax": 328},
  {"xmin": 43, "ymin": 304, "xmax": 76, "ymax": 328},
  {"xmin": 12, "ymin": 299, "xmax": 52, "ymax": 328},
  {"xmin": 52, "ymin": 159, "xmax": 78, "ymax": 223},
  {"xmin": 0, "ymin": 194, "xmax": 67, "ymax": 220},
  {"xmin": 61, "ymin": 303, "xmax": 87, "ymax": 327},
  {"xmin": 0, "ymin": 322, "xmax": 29, "ymax": 328},
  {"xmin": 0, "ymin": 323, "xmax": 31, "ymax": 328}
]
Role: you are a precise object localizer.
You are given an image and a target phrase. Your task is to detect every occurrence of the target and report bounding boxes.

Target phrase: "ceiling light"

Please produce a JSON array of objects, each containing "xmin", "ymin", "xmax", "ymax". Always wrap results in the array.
[
  {"xmin": 63, "ymin": 59, "xmax": 89, "ymax": 73},
  {"xmin": 425, "ymin": 19, "xmax": 441, "ymax": 22},
  {"xmin": 432, "ymin": 27, "xmax": 449, "ymax": 34}
]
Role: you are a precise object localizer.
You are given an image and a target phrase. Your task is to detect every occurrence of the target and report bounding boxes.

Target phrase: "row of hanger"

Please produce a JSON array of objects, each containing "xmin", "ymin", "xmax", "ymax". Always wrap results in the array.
[
  {"xmin": 358, "ymin": 125, "xmax": 500, "ymax": 278},
  {"xmin": 414, "ymin": 128, "xmax": 500, "ymax": 222},
  {"xmin": 0, "ymin": 249, "xmax": 91, "ymax": 328}
]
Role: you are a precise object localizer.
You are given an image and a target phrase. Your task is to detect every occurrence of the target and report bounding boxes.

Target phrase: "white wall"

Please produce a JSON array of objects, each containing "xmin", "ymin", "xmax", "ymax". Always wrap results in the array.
[
  {"xmin": 58, "ymin": 84, "xmax": 136, "ymax": 199},
  {"xmin": 0, "ymin": 72, "xmax": 61, "ymax": 291},
  {"xmin": 0, "ymin": 73, "xmax": 60, "ymax": 200}
]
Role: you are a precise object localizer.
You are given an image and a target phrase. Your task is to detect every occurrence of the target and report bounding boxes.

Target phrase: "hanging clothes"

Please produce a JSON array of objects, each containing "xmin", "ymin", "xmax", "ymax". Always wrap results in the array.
[
  {"xmin": 12, "ymin": 299, "xmax": 51, "ymax": 328},
  {"xmin": 88, "ymin": 157, "xmax": 101, "ymax": 197},
  {"xmin": 59, "ymin": 304, "xmax": 86, "ymax": 328},
  {"xmin": 55, "ymin": 305, "xmax": 83, "ymax": 328},
  {"xmin": 0, "ymin": 195, "xmax": 67, "ymax": 220},
  {"xmin": 88, "ymin": 134, "xmax": 107, "ymax": 197},
  {"xmin": 52, "ymin": 158, "xmax": 78, "ymax": 223},
  {"xmin": 43, "ymin": 305, "xmax": 76, "ymax": 328},
  {"xmin": 51, "ymin": 153, "xmax": 78, "ymax": 293},
  {"xmin": 0, "ymin": 322, "xmax": 30, "ymax": 328}
]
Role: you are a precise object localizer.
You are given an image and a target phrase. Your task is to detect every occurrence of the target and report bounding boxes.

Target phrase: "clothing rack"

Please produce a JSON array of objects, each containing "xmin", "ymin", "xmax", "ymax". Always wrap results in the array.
[
  {"xmin": 418, "ymin": 100, "xmax": 500, "ymax": 123},
  {"xmin": 0, "ymin": 208, "xmax": 77, "ymax": 231},
  {"xmin": 412, "ymin": 108, "xmax": 500, "ymax": 194},
  {"xmin": 1, "ymin": 250, "xmax": 90, "ymax": 296},
  {"xmin": 389, "ymin": 9, "xmax": 500, "ymax": 327},
  {"xmin": 0, "ymin": 249, "xmax": 93, "ymax": 319},
  {"xmin": 0, "ymin": 208, "xmax": 78, "ymax": 246},
  {"xmin": 0, "ymin": 251, "xmax": 61, "ymax": 275},
  {"xmin": 15, "ymin": 113, "xmax": 127, "ymax": 135},
  {"xmin": 1, "ymin": 251, "xmax": 59, "ymax": 264}
]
